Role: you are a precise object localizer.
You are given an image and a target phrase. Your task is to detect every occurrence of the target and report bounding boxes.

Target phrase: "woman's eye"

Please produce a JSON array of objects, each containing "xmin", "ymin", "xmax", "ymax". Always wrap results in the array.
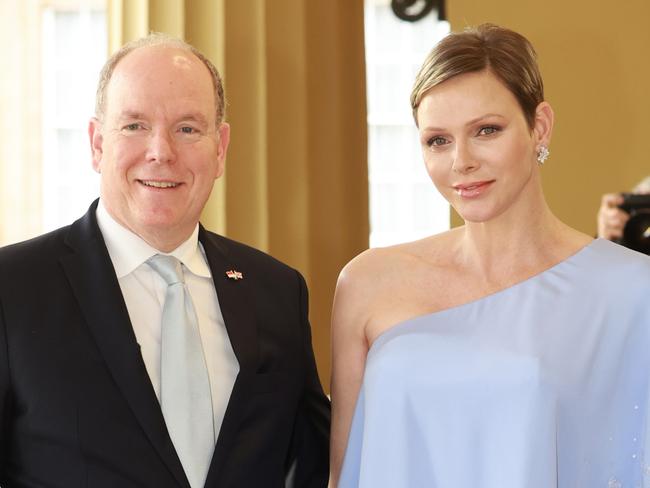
[
  {"xmin": 478, "ymin": 126, "xmax": 500, "ymax": 136},
  {"xmin": 428, "ymin": 136, "xmax": 448, "ymax": 148}
]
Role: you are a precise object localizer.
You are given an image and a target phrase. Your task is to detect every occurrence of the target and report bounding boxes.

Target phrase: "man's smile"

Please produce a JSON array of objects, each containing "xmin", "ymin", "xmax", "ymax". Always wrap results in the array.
[{"xmin": 138, "ymin": 179, "xmax": 181, "ymax": 189}]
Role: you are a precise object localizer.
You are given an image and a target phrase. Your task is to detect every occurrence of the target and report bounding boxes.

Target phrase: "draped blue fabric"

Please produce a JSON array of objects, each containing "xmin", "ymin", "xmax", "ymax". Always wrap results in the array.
[{"xmin": 340, "ymin": 239, "xmax": 650, "ymax": 488}]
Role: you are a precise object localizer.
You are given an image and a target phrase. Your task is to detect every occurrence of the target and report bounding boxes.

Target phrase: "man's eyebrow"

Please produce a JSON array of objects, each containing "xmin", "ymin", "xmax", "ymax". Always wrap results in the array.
[
  {"xmin": 117, "ymin": 110, "xmax": 146, "ymax": 120},
  {"xmin": 177, "ymin": 113, "xmax": 209, "ymax": 125},
  {"xmin": 115, "ymin": 111, "xmax": 211, "ymax": 126}
]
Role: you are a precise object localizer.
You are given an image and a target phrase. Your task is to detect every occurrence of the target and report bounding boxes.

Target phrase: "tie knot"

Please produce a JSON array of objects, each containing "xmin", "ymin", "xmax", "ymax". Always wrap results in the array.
[{"xmin": 148, "ymin": 254, "xmax": 184, "ymax": 285}]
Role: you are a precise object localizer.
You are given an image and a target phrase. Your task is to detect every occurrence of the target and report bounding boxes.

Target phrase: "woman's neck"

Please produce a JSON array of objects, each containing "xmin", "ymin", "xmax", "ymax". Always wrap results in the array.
[{"xmin": 452, "ymin": 196, "xmax": 586, "ymax": 285}]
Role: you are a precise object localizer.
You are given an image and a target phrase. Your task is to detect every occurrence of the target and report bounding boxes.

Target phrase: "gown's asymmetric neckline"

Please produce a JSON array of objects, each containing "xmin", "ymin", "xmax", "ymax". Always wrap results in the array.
[
  {"xmin": 340, "ymin": 239, "xmax": 650, "ymax": 488},
  {"xmin": 370, "ymin": 238, "xmax": 599, "ymax": 353}
]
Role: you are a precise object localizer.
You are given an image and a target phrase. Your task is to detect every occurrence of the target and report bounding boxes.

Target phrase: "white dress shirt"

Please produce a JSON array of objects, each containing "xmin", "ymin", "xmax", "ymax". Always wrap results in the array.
[{"xmin": 96, "ymin": 200, "xmax": 239, "ymax": 440}]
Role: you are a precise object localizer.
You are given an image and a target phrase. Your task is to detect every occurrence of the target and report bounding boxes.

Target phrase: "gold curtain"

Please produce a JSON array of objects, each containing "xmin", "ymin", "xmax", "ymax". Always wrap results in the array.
[{"xmin": 107, "ymin": 0, "xmax": 369, "ymax": 387}]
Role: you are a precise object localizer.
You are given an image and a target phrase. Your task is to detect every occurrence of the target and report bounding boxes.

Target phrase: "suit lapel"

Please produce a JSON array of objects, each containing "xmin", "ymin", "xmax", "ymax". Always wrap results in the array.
[
  {"xmin": 199, "ymin": 228, "xmax": 259, "ymax": 485},
  {"xmin": 200, "ymin": 228, "xmax": 258, "ymax": 373},
  {"xmin": 60, "ymin": 203, "xmax": 190, "ymax": 488}
]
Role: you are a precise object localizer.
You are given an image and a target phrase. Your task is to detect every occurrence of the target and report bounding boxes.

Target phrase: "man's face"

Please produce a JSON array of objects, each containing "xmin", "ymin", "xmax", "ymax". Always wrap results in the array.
[{"xmin": 89, "ymin": 45, "xmax": 229, "ymax": 251}]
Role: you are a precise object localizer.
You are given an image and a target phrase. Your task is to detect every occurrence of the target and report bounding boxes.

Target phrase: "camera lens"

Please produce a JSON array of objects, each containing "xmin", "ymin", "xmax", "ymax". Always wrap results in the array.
[{"xmin": 622, "ymin": 210, "xmax": 650, "ymax": 254}]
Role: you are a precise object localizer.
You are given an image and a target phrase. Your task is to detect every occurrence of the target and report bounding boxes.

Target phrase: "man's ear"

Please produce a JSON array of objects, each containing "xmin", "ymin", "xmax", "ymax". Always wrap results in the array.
[
  {"xmin": 213, "ymin": 122, "xmax": 231, "ymax": 179},
  {"xmin": 533, "ymin": 101, "xmax": 554, "ymax": 148},
  {"xmin": 89, "ymin": 117, "xmax": 103, "ymax": 173}
]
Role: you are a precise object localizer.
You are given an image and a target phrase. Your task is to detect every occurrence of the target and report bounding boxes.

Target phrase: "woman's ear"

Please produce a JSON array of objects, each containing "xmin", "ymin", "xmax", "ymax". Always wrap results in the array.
[{"xmin": 533, "ymin": 101, "xmax": 554, "ymax": 147}]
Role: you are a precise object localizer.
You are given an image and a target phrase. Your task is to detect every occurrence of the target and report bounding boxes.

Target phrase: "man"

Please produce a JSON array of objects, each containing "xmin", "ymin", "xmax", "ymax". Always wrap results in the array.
[{"xmin": 0, "ymin": 34, "xmax": 329, "ymax": 487}]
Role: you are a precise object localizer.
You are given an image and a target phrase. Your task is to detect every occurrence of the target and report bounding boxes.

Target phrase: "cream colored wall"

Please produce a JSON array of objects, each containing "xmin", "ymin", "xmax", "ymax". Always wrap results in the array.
[
  {"xmin": 0, "ymin": 1, "xmax": 43, "ymax": 244},
  {"xmin": 448, "ymin": 0, "xmax": 650, "ymax": 233}
]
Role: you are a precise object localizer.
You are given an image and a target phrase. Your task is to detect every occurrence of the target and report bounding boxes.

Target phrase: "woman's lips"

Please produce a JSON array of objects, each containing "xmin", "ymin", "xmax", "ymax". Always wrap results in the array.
[{"xmin": 453, "ymin": 180, "xmax": 495, "ymax": 198}]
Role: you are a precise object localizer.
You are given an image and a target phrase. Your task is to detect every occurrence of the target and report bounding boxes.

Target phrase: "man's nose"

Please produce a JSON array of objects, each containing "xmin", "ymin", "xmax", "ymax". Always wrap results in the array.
[
  {"xmin": 451, "ymin": 140, "xmax": 478, "ymax": 174},
  {"xmin": 146, "ymin": 129, "xmax": 176, "ymax": 164}
]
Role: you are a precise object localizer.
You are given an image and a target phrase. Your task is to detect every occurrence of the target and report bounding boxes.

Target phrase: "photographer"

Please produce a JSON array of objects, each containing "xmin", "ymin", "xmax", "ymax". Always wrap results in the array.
[{"xmin": 597, "ymin": 176, "xmax": 650, "ymax": 240}]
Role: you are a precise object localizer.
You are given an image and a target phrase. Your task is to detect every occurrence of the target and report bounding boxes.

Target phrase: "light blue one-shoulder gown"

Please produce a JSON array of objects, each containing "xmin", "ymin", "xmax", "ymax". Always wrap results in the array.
[{"xmin": 339, "ymin": 239, "xmax": 650, "ymax": 487}]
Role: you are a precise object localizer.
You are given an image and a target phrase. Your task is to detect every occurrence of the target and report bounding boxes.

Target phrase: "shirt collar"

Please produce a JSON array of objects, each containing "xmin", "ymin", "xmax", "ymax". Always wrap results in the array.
[{"xmin": 96, "ymin": 199, "xmax": 211, "ymax": 279}]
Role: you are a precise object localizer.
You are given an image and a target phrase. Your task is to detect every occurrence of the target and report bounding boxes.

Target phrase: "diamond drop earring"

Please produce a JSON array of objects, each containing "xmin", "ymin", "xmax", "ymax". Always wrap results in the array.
[{"xmin": 537, "ymin": 145, "xmax": 550, "ymax": 164}]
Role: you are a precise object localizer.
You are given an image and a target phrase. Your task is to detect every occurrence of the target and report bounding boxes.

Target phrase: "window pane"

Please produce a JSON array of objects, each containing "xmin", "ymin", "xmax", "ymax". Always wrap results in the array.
[
  {"xmin": 41, "ymin": 3, "xmax": 106, "ymax": 232},
  {"xmin": 365, "ymin": 0, "xmax": 450, "ymax": 247}
]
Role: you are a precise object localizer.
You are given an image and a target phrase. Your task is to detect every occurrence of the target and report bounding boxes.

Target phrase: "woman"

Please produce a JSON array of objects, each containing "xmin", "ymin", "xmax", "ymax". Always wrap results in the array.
[{"xmin": 330, "ymin": 24, "xmax": 650, "ymax": 487}]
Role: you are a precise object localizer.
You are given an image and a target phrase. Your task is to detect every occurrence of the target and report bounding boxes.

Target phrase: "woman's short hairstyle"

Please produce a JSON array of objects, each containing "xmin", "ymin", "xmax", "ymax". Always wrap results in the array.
[
  {"xmin": 410, "ymin": 23, "xmax": 544, "ymax": 129},
  {"xmin": 95, "ymin": 32, "xmax": 225, "ymax": 124}
]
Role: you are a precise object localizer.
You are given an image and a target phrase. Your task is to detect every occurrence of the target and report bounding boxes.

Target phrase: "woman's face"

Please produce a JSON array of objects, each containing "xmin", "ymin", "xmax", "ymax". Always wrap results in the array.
[{"xmin": 416, "ymin": 70, "xmax": 549, "ymax": 224}]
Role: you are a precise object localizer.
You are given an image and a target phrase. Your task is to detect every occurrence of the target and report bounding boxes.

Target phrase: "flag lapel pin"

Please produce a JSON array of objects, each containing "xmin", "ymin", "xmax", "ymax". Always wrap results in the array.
[{"xmin": 225, "ymin": 270, "xmax": 244, "ymax": 280}]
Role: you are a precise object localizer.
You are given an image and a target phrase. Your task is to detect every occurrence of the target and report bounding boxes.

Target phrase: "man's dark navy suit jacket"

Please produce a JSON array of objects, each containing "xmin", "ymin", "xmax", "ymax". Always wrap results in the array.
[{"xmin": 0, "ymin": 200, "xmax": 330, "ymax": 487}]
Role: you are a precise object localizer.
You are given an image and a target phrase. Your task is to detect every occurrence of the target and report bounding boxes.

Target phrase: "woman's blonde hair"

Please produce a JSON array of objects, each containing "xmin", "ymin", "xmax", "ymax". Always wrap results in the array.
[{"xmin": 410, "ymin": 24, "xmax": 544, "ymax": 129}]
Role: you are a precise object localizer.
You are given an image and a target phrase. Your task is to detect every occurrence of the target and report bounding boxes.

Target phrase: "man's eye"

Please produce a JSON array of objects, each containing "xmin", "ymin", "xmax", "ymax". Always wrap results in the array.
[
  {"xmin": 180, "ymin": 126, "xmax": 197, "ymax": 134},
  {"xmin": 123, "ymin": 123, "xmax": 142, "ymax": 131}
]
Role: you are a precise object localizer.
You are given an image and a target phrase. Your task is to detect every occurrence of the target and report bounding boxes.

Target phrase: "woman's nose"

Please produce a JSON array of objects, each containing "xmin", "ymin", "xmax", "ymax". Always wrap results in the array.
[{"xmin": 451, "ymin": 140, "xmax": 478, "ymax": 174}]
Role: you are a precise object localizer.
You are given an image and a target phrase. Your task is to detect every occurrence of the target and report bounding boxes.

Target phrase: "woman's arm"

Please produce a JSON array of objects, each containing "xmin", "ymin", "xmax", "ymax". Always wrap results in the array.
[{"xmin": 329, "ymin": 259, "xmax": 373, "ymax": 487}]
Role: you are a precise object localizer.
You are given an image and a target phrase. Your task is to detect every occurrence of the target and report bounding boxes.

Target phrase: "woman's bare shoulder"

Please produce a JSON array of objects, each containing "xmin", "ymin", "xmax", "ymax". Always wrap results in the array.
[{"xmin": 334, "ymin": 230, "xmax": 461, "ymax": 315}]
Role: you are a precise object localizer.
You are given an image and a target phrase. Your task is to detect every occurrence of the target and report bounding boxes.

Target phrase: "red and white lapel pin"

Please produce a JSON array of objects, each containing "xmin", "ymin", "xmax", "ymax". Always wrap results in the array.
[{"xmin": 225, "ymin": 270, "xmax": 244, "ymax": 280}]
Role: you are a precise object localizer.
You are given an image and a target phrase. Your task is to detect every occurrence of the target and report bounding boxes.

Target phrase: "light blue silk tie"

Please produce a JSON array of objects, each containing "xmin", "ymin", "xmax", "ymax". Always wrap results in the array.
[{"xmin": 148, "ymin": 254, "xmax": 214, "ymax": 488}]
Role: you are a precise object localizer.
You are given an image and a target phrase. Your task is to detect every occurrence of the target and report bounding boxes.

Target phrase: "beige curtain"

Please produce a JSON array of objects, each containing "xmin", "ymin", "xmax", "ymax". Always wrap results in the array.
[
  {"xmin": 0, "ymin": 0, "xmax": 43, "ymax": 244},
  {"xmin": 107, "ymin": 0, "xmax": 369, "ymax": 387}
]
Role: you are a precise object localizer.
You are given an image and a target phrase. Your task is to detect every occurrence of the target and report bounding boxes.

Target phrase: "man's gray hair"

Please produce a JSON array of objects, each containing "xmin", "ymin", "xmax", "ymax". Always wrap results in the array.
[{"xmin": 94, "ymin": 32, "xmax": 225, "ymax": 124}]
